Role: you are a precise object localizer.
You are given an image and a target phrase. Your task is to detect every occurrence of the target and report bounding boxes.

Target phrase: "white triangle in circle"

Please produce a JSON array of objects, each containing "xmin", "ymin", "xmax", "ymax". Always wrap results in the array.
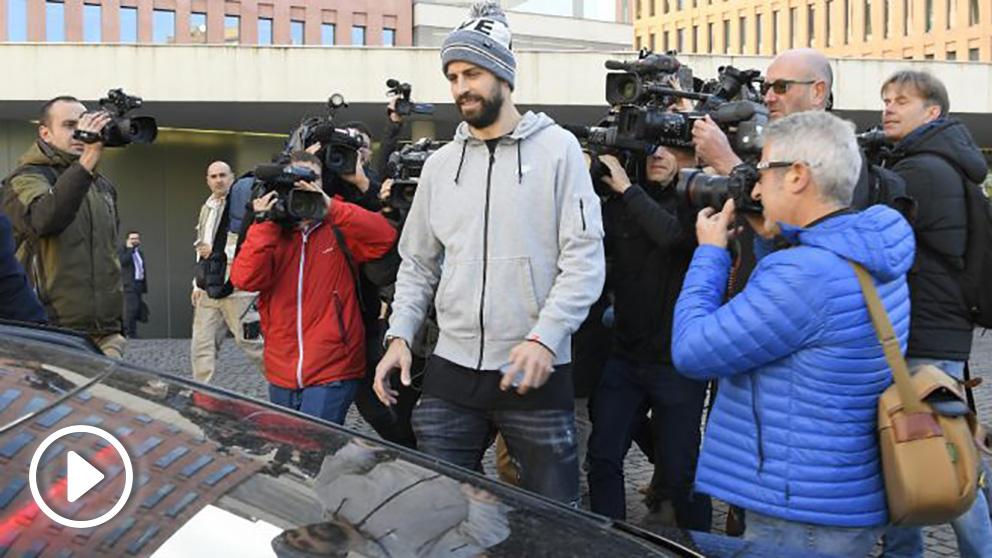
[{"xmin": 67, "ymin": 451, "xmax": 105, "ymax": 503}]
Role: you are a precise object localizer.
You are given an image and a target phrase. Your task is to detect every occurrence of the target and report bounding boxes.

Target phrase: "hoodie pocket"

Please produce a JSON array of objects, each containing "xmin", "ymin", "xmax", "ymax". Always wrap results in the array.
[
  {"xmin": 486, "ymin": 257, "xmax": 541, "ymax": 342},
  {"xmin": 435, "ymin": 260, "xmax": 483, "ymax": 339},
  {"xmin": 574, "ymin": 193, "xmax": 605, "ymax": 240}
]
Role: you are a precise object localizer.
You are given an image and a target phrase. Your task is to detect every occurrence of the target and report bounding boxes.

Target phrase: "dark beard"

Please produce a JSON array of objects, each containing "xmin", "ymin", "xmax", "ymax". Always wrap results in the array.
[{"xmin": 458, "ymin": 88, "xmax": 504, "ymax": 129}]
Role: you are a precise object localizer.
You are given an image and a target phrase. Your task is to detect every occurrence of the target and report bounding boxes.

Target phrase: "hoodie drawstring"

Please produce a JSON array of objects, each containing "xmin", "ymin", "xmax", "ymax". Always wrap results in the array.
[
  {"xmin": 454, "ymin": 141, "xmax": 468, "ymax": 184},
  {"xmin": 516, "ymin": 141, "xmax": 522, "ymax": 184}
]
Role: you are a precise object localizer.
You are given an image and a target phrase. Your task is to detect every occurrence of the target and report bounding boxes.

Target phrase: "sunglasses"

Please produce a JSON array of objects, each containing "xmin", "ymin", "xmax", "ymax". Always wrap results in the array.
[{"xmin": 760, "ymin": 79, "xmax": 818, "ymax": 96}]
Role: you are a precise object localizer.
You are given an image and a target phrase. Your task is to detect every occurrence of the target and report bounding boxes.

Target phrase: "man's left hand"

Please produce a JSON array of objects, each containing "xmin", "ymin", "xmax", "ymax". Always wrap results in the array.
[
  {"xmin": 501, "ymin": 340, "xmax": 555, "ymax": 395},
  {"xmin": 339, "ymin": 161, "xmax": 370, "ymax": 193},
  {"xmin": 696, "ymin": 199, "xmax": 736, "ymax": 248},
  {"xmin": 598, "ymin": 155, "xmax": 631, "ymax": 194}
]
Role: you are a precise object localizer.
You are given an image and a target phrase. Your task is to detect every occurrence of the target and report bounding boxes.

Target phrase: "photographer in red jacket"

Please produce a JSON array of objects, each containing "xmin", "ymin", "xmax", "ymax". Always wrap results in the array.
[{"xmin": 232, "ymin": 150, "xmax": 396, "ymax": 424}]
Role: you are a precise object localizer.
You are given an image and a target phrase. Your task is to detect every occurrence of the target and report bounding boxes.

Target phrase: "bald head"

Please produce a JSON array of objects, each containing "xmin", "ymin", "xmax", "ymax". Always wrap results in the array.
[
  {"xmin": 764, "ymin": 49, "xmax": 834, "ymax": 120},
  {"xmin": 206, "ymin": 161, "xmax": 234, "ymax": 198}
]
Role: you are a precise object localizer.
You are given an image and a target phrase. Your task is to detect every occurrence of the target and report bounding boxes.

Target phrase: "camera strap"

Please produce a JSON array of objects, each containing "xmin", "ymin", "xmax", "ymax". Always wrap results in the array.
[{"xmin": 330, "ymin": 224, "xmax": 366, "ymax": 315}]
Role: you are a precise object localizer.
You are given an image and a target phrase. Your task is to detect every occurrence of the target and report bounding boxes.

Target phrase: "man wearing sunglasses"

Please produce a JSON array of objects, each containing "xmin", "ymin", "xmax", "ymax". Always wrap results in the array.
[{"xmin": 693, "ymin": 48, "xmax": 832, "ymax": 175}]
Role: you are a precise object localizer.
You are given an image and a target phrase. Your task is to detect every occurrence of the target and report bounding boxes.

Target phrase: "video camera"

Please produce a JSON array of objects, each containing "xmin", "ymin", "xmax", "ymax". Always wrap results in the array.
[
  {"xmin": 386, "ymin": 138, "xmax": 444, "ymax": 216},
  {"xmin": 287, "ymin": 94, "xmax": 365, "ymax": 177},
  {"xmin": 73, "ymin": 88, "xmax": 158, "ymax": 147},
  {"xmin": 857, "ymin": 127, "xmax": 892, "ymax": 166},
  {"xmin": 386, "ymin": 79, "xmax": 436, "ymax": 117},
  {"xmin": 252, "ymin": 164, "xmax": 328, "ymax": 226}
]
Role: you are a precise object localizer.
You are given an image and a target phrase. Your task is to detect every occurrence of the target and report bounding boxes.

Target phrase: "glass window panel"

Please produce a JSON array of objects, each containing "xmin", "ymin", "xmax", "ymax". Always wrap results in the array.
[
  {"xmin": 258, "ymin": 17, "xmax": 272, "ymax": 45},
  {"xmin": 383, "ymin": 27, "xmax": 395, "ymax": 46},
  {"xmin": 291, "ymin": 20, "xmax": 303, "ymax": 45},
  {"xmin": 321, "ymin": 23, "xmax": 335, "ymax": 45},
  {"xmin": 46, "ymin": 1, "xmax": 64, "ymax": 42},
  {"xmin": 153, "ymin": 9, "xmax": 175, "ymax": 43},
  {"xmin": 225, "ymin": 15, "xmax": 239, "ymax": 44},
  {"xmin": 120, "ymin": 7, "xmax": 137, "ymax": 43},
  {"xmin": 190, "ymin": 12, "xmax": 206, "ymax": 43},
  {"xmin": 84, "ymin": 4, "xmax": 100, "ymax": 43},
  {"xmin": 351, "ymin": 24, "xmax": 365, "ymax": 45},
  {"xmin": 8, "ymin": 0, "xmax": 27, "ymax": 41}
]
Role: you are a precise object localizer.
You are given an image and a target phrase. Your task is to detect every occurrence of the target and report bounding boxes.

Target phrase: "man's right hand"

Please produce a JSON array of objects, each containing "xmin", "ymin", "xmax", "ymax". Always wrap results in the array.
[
  {"xmin": 374, "ymin": 338, "xmax": 412, "ymax": 406},
  {"xmin": 77, "ymin": 111, "xmax": 112, "ymax": 172},
  {"xmin": 191, "ymin": 289, "xmax": 203, "ymax": 307},
  {"xmin": 387, "ymin": 97, "xmax": 404, "ymax": 124},
  {"xmin": 253, "ymin": 191, "xmax": 278, "ymax": 214},
  {"xmin": 692, "ymin": 116, "xmax": 742, "ymax": 176}
]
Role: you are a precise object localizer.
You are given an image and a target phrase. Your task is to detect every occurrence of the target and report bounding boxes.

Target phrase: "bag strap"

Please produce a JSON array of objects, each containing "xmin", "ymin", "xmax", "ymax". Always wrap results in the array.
[
  {"xmin": 210, "ymin": 197, "xmax": 232, "ymax": 257},
  {"xmin": 330, "ymin": 224, "xmax": 366, "ymax": 314},
  {"xmin": 850, "ymin": 262, "xmax": 925, "ymax": 414}
]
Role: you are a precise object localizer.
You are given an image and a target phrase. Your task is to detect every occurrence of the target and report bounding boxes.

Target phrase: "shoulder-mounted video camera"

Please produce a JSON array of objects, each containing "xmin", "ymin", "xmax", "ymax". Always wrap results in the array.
[
  {"xmin": 286, "ymin": 94, "xmax": 365, "ymax": 177},
  {"xmin": 386, "ymin": 138, "xmax": 444, "ymax": 216},
  {"xmin": 386, "ymin": 79, "xmax": 436, "ymax": 117},
  {"xmin": 72, "ymin": 88, "xmax": 158, "ymax": 147},
  {"xmin": 252, "ymin": 164, "xmax": 328, "ymax": 226}
]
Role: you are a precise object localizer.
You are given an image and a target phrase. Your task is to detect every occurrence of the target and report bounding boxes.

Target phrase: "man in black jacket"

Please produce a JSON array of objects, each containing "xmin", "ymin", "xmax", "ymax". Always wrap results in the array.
[
  {"xmin": 587, "ymin": 146, "xmax": 711, "ymax": 530},
  {"xmin": 119, "ymin": 230, "xmax": 147, "ymax": 338},
  {"xmin": 0, "ymin": 213, "xmax": 46, "ymax": 323},
  {"xmin": 879, "ymin": 70, "xmax": 992, "ymax": 558}
]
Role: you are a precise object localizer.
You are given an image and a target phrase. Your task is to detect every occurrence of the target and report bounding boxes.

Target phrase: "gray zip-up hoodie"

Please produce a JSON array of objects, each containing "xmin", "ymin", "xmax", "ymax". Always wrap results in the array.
[{"xmin": 386, "ymin": 111, "xmax": 605, "ymax": 370}]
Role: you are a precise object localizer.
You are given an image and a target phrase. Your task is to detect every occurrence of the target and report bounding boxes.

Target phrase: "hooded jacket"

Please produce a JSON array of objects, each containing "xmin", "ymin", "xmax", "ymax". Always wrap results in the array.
[
  {"xmin": 386, "ymin": 111, "xmax": 605, "ymax": 370},
  {"xmin": 672, "ymin": 206, "xmax": 915, "ymax": 527},
  {"xmin": 231, "ymin": 200, "xmax": 396, "ymax": 389},
  {"xmin": 0, "ymin": 214, "xmax": 46, "ymax": 323},
  {"xmin": 887, "ymin": 118, "xmax": 988, "ymax": 361},
  {"xmin": 1, "ymin": 140, "xmax": 121, "ymax": 335}
]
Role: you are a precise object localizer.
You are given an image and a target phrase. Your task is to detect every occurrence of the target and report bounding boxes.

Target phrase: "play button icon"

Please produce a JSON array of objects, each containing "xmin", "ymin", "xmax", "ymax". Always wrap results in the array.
[
  {"xmin": 29, "ymin": 425, "xmax": 134, "ymax": 529},
  {"xmin": 66, "ymin": 450, "xmax": 106, "ymax": 503}
]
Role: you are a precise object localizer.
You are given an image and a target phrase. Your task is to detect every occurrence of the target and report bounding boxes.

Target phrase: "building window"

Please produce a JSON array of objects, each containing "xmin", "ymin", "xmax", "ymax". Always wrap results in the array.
[
  {"xmin": 8, "ymin": 0, "xmax": 27, "ymax": 41},
  {"xmin": 622, "ymin": 0, "xmax": 631, "ymax": 23},
  {"xmin": 865, "ymin": 0, "xmax": 873, "ymax": 38},
  {"xmin": 636, "ymin": 0, "xmax": 642, "ymax": 19},
  {"xmin": 969, "ymin": 47, "xmax": 980, "ymax": 59},
  {"xmin": 664, "ymin": 0, "xmax": 670, "ymax": 13},
  {"xmin": 650, "ymin": 0, "xmax": 655, "ymax": 16},
  {"xmin": 692, "ymin": 25, "xmax": 698, "ymax": 52},
  {"xmin": 635, "ymin": 35, "xmax": 641, "ymax": 50},
  {"xmin": 808, "ymin": 4, "xmax": 816, "ymax": 47},
  {"xmin": 153, "ymin": 9, "xmax": 175, "ymax": 43},
  {"xmin": 383, "ymin": 27, "xmax": 396, "ymax": 46},
  {"xmin": 322, "ymin": 23, "xmax": 335, "ymax": 45},
  {"xmin": 291, "ymin": 20, "xmax": 304, "ymax": 45},
  {"xmin": 352, "ymin": 25, "xmax": 365, "ymax": 45},
  {"xmin": 677, "ymin": 27, "xmax": 684, "ymax": 51},
  {"xmin": 924, "ymin": 52, "xmax": 934, "ymax": 59},
  {"xmin": 120, "ymin": 7, "xmax": 137, "ymax": 43},
  {"xmin": 225, "ymin": 15, "xmax": 239, "ymax": 43},
  {"xmin": 46, "ymin": 0, "xmax": 64, "ymax": 42},
  {"xmin": 773, "ymin": 10, "xmax": 779, "ymax": 53},
  {"xmin": 790, "ymin": 7, "xmax": 797, "ymax": 47},
  {"xmin": 946, "ymin": 50, "xmax": 956, "ymax": 59},
  {"xmin": 84, "ymin": 4, "xmax": 101, "ymax": 43},
  {"xmin": 925, "ymin": 0, "xmax": 933, "ymax": 31},
  {"xmin": 904, "ymin": 0, "xmax": 912, "ymax": 34},
  {"xmin": 663, "ymin": 30, "xmax": 670, "ymax": 52},
  {"xmin": 723, "ymin": 19, "xmax": 730, "ymax": 54},
  {"xmin": 827, "ymin": 0, "xmax": 834, "ymax": 46},
  {"xmin": 708, "ymin": 21, "xmax": 714, "ymax": 52},
  {"xmin": 844, "ymin": 0, "xmax": 851, "ymax": 43},
  {"xmin": 946, "ymin": 0, "xmax": 955, "ymax": 28},
  {"xmin": 650, "ymin": 32, "xmax": 656, "ymax": 51},
  {"xmin": 969, "ymin": 0, "xmax": 979, "ymax": 24},
  {"xmin": 884, "ymin": 0, "xmax": 891, "ymax": 36},
  {"xmin": 258, "ymin": 17, "xmax": 272, "ymax": 45},
  {"xmin": 739, "ymin": 16, "xmax": 746, "ymax": 53},
  {"xmin": 677, "ymin": 0, "xmax": 683, "ymax": 10},
  {"xmin": 755, "ymin": 13, "xmax": 762, "ymax": 53},
  {"xmin": 189, "ymin": 12, "xmax": 207, "ymax": 44}
]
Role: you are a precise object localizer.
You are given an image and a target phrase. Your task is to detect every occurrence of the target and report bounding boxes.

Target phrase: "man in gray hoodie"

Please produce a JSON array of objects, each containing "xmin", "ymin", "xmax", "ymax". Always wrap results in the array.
[{"xmin": 373, "ymin": 1, "xmax": 605, "ymax": 505}]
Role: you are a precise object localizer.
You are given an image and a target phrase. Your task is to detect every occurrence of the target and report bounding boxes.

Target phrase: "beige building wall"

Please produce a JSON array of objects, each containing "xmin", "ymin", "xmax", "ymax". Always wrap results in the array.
[{"xmin": 633, "ymin": 0, "xmax": 991, "ymax": 61}]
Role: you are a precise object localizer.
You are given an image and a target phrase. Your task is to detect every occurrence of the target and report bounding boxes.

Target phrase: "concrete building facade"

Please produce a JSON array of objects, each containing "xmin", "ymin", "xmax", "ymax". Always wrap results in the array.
[{"xmin": 631, "ymin": 0, "xmax": 992, "ymax": 61}]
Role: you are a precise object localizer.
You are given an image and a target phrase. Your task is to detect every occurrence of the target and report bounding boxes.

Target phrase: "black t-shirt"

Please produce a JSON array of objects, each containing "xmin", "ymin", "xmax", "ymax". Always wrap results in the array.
[{"xmin": 485, "ymin": 138, "xmax": 500, "ymax": 155}]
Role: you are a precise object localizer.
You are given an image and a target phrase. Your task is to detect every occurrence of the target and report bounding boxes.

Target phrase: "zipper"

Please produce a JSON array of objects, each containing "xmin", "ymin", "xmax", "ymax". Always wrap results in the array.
[
  {"xmin": 579, "ymin": 198, "xmax": 587, "ymax": 231},
  {"xmin": 334, "ymin": 291, "xmax": 349, "ymax": 345},
  {"xmin": 295, "ymin": 228, "xmax": 312, "ymax": 389},
  {"xmin": 477, "ymin": 147, "xmax": 496, "ymax": 370}
]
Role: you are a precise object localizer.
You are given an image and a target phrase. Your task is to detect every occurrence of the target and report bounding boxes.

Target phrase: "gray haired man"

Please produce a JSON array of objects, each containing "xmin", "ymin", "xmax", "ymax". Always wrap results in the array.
[{"xmin": 374, "ymin": 1, "xmax": 605, "ymax": 505}]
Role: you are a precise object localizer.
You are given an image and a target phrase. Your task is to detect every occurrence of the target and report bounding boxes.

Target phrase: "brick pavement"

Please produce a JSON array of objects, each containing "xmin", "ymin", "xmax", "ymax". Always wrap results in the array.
[{"xmin": 125, "ymin": 331, "xmax": 992, "ymax": 557}]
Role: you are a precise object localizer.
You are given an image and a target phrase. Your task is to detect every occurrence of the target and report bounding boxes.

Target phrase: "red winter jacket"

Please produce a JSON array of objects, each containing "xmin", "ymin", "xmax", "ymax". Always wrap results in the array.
[{"xmin": 231, "ymin": 201, "xmax": 396, "ymax": 389}]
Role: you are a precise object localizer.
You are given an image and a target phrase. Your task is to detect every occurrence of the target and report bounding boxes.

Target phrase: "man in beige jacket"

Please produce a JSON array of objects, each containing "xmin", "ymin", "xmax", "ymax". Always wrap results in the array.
[{"xmin": 191, "ymin": 160, "xmax": 263, "ymax": 383}]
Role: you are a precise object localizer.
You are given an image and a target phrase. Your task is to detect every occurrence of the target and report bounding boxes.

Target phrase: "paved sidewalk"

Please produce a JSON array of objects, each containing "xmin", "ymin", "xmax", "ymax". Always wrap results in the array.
[{"xmin": 125, "ymin": 331, "xmax": 992, "ymax": 557}]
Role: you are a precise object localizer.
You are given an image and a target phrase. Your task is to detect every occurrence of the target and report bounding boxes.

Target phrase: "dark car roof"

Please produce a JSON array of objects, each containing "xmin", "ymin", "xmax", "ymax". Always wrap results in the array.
[{"xmin": 0, "ymin": 325, "xmax": 706, "ymax": 558}]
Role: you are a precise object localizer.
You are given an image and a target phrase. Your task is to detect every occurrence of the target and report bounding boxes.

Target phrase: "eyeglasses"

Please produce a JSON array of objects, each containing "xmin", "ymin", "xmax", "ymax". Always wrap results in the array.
[
  {"xmin": 760, "ymin": 79, "xmax": 818, "ymax": 96},
  {"xmin": 755, "ymin": 161, "xmax": 797, "ymax": 173}
]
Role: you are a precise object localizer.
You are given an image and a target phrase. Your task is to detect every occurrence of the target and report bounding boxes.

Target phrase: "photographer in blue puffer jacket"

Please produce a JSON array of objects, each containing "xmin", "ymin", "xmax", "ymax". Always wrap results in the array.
[{"xmin": 672, "ymin": 111, "xmax": 915, "ymax": 557}]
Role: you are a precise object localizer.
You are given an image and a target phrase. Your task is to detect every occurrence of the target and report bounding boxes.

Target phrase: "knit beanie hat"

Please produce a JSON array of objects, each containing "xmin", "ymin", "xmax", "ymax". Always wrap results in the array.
[{"xmin": 441, "ymin": 1, "xmax": 516, "ymax": 90}]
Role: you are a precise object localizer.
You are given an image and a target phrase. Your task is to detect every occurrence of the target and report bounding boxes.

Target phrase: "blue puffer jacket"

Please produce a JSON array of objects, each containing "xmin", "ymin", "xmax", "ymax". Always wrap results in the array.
[{"xmin": 672, "ymin": 206, "xmax": 915, "ymax": 528}]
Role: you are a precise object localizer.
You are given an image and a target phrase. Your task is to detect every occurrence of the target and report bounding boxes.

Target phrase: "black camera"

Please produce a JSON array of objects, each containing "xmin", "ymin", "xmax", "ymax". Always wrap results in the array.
[
  {"xmin": 73, "ymin": 88, "xmax": 157, "ymax": 147},
  {"xmin": 252, "ymin": 164, "xmax": 328, "ymax": 225},
  {"xmin": 677, "ymin": 163, "xmax": 763, "ymax": 215},
  {"xmin": 386, "ymin": 138, "xmax": 443, "ymax": 214},
  {"xmin": 616, "ymin": 100, "xmax": 768, "ymax": 156},
  {"xmin": 285, "ymin": 94, "xmax": 364, "ymax": 176},
  {"xmin": 387, "ymin": 79, "xmax": 436, "ymax": 117},
  {"xmin": 857, "ymin": 127, "xmax": 893, "ymax": 166},
  {"xmin": 604, "ymin": 53, "xmax": 684, "ymax": 106}
]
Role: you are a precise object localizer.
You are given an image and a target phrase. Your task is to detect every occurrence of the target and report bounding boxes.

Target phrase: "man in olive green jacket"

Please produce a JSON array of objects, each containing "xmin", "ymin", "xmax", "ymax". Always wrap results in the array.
[{"xmin": 1, "ymin": 96, "xmax": 125, "ymax": 357}]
